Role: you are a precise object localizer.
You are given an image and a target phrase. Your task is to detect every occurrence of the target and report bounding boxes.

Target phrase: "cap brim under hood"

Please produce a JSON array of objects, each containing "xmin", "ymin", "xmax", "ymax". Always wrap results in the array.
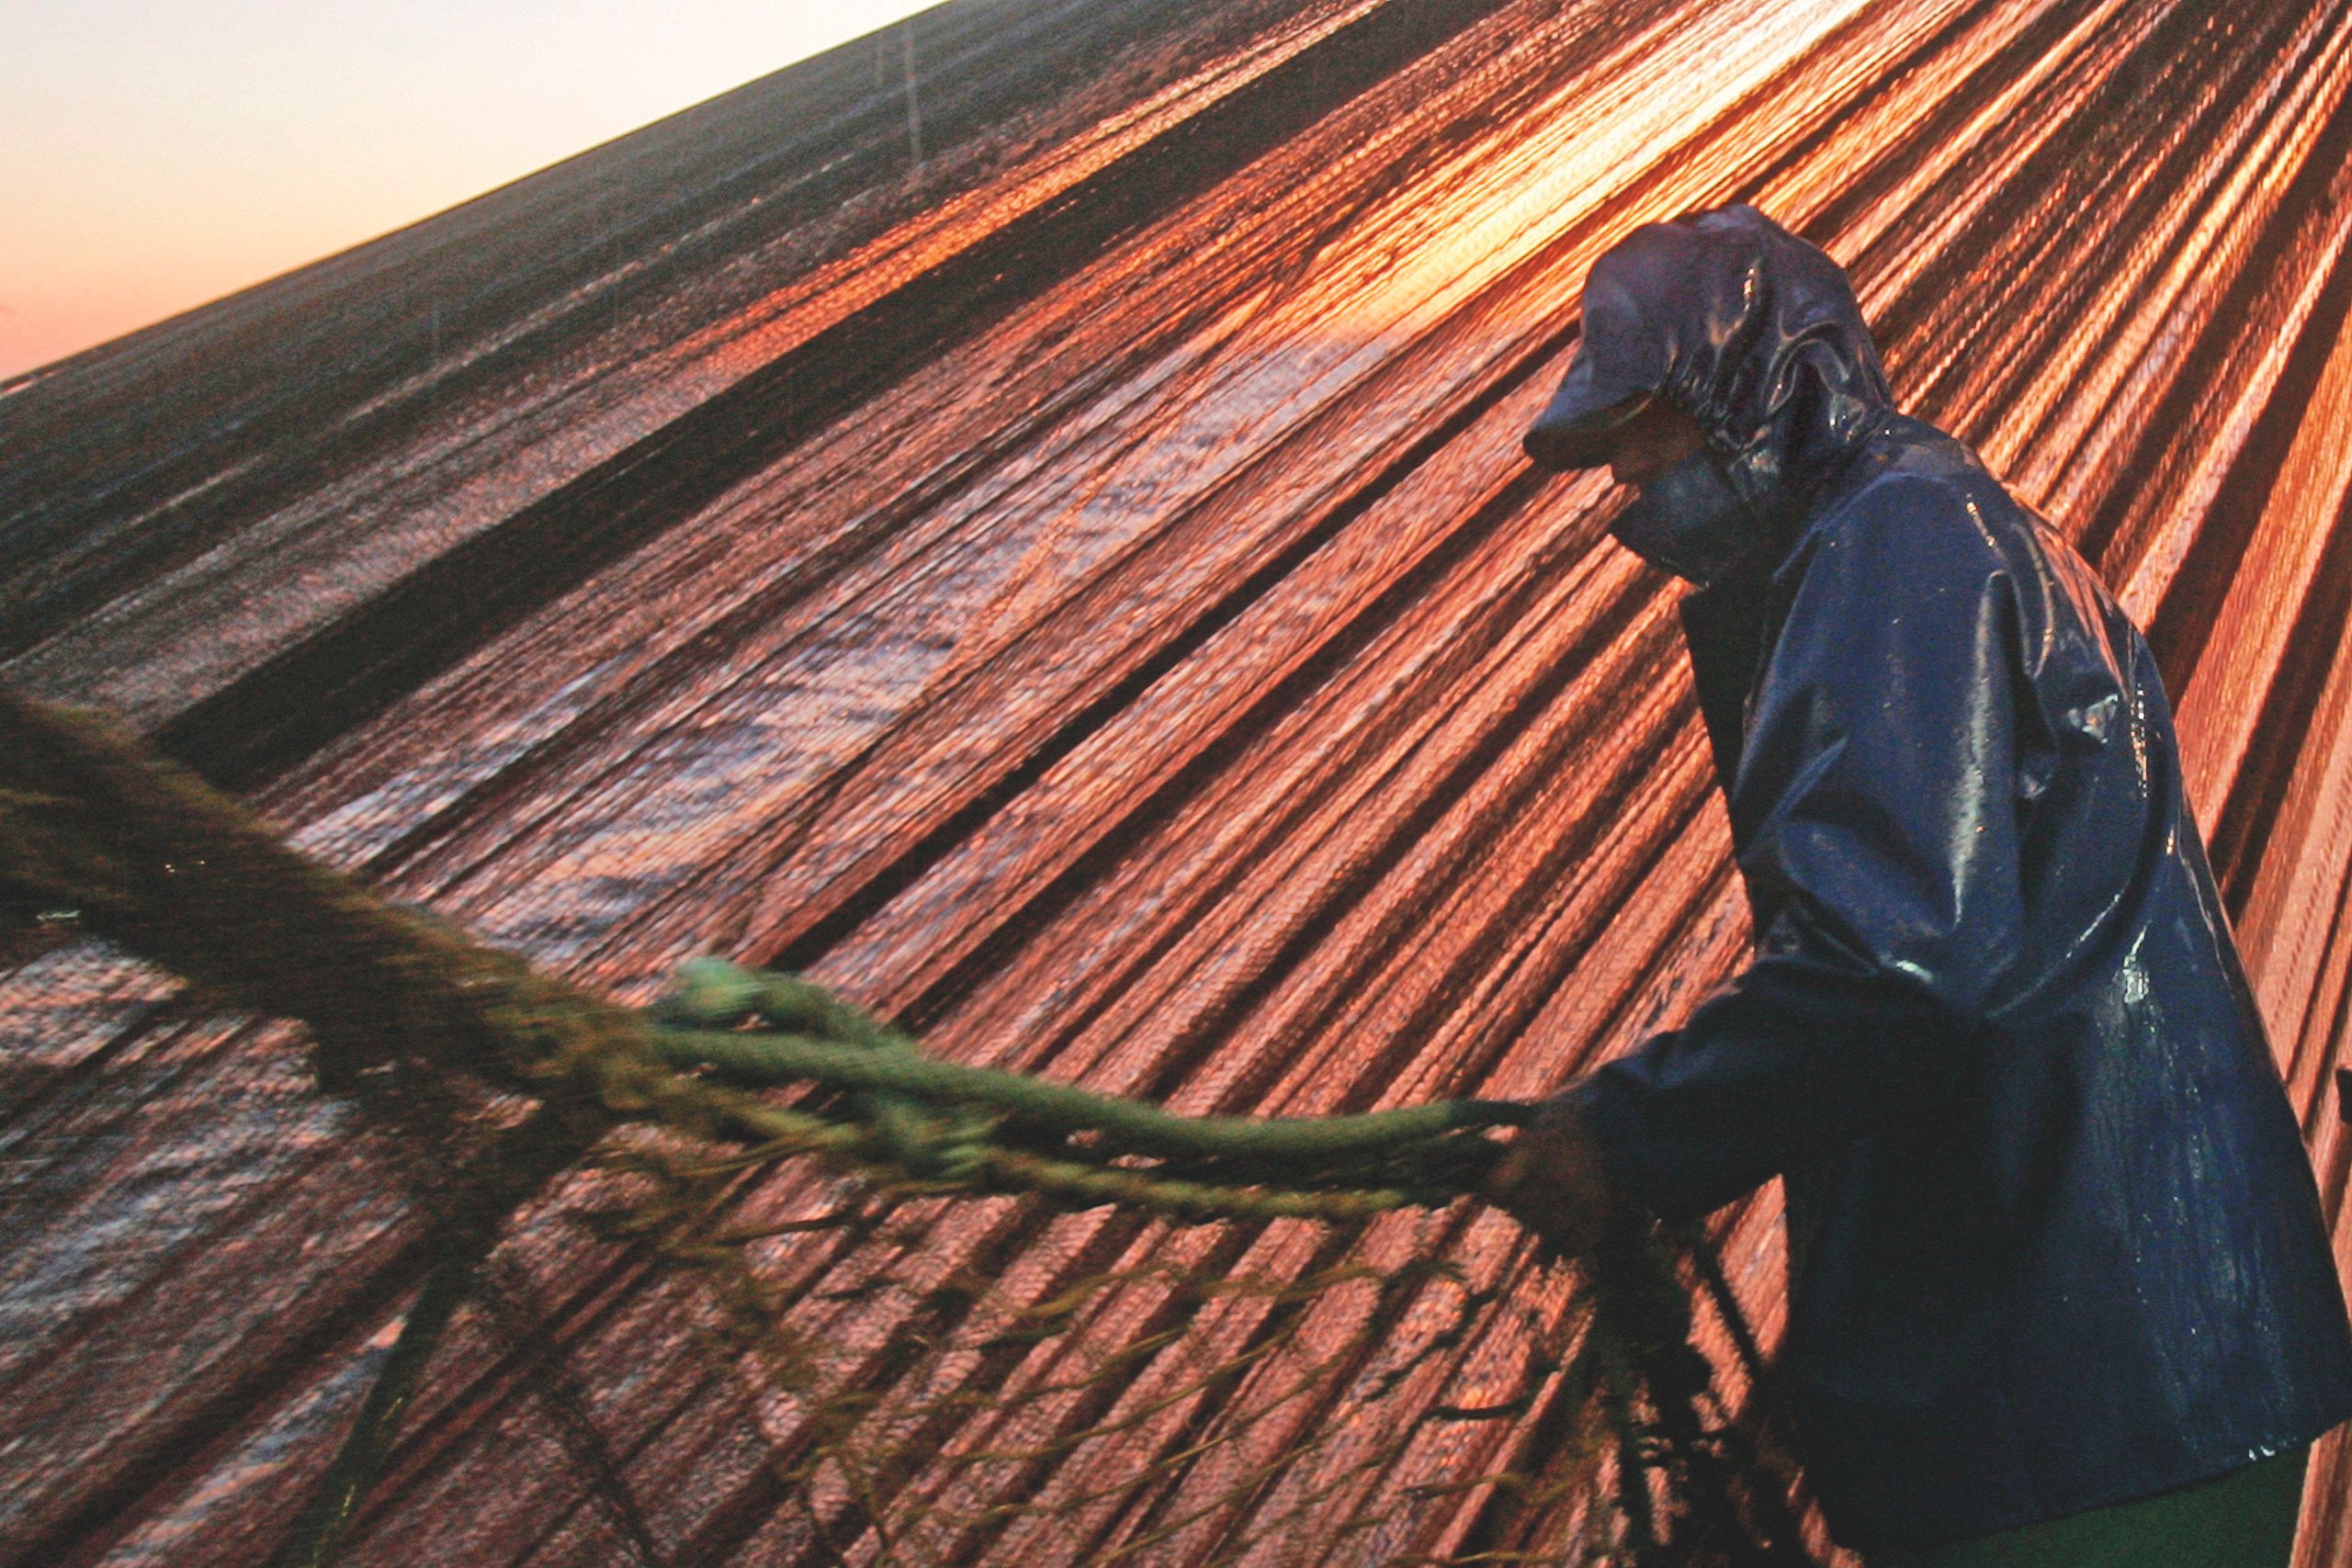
[{"xmin": 1523, "ymin": 372, "xmax": 1657, "ymax": 470}]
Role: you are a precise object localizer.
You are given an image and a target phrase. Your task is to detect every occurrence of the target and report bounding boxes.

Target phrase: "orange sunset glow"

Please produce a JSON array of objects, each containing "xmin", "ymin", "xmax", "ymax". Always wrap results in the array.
[{"xmin": 1, "ymin": 2, "xmax": 948, "ymax": 381}]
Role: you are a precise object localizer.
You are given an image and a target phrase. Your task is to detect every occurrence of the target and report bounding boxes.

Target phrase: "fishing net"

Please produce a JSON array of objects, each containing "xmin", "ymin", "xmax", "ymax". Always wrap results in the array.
[{"xmin": 0, "ymin": 692, "xmax": 1821, "ymax": 1567}]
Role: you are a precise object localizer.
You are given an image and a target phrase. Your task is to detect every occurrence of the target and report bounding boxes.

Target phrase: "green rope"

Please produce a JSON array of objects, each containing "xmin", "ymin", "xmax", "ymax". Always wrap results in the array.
[
  {"xmin": 653, "ymin": 1010, "xmax": 1528, "ymax": 1155},
  {"xmin": 0, "ymin": 694, "xmax": 1519, "ymax": 1214}
]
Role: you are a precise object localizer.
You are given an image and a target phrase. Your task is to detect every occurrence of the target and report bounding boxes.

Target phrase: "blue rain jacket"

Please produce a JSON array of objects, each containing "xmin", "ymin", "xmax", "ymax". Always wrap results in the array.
[{"xmin": 1527, "ymin": 207, "xmax": 2352, "ymax": 1551}]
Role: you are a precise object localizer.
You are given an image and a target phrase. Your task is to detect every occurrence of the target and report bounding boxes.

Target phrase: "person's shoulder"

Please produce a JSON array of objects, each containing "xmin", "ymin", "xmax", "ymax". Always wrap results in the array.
[{"xmin": 1783, "ymin": 418, "xmax": 2041, "ymax": 594}]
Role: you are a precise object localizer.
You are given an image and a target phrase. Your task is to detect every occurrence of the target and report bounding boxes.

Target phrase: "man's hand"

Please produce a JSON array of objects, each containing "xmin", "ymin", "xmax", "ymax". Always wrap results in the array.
[{"xmin": 1482, "ymin": 1095, "xmax": 1617, "ymax": 1257}]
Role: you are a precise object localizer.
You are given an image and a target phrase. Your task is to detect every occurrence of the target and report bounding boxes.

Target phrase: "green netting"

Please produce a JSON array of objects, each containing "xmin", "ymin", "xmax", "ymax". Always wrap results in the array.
[{"xmin": 0, "ymin": 692, "xmax": 1822, "ymax": 1567}]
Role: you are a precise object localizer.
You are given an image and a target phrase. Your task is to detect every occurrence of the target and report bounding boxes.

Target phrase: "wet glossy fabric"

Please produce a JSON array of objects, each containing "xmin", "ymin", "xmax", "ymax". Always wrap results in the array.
[{"xmin": 1545, "ymin": 208, "xmax": 2352, "ymax": 1551}]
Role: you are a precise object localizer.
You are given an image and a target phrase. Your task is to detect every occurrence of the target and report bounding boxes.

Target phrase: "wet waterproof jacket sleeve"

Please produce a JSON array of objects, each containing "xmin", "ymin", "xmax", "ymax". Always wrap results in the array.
[{"xmin": 1569, "ymin": 479, "xmax": 2020, "ymax": 1222}]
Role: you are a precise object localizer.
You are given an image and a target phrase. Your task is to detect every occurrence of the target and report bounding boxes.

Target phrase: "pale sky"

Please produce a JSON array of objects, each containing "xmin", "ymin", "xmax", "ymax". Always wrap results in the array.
[{"xmin": 0, "ymin": 1, "xmax": 948, "ymax": 379}]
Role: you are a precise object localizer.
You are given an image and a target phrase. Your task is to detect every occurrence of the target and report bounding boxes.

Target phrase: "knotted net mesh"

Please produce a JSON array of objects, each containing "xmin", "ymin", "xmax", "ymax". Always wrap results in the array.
[{"xmin": 1, "ymin": 694, "xmax": 1814, "ymax": 1568}]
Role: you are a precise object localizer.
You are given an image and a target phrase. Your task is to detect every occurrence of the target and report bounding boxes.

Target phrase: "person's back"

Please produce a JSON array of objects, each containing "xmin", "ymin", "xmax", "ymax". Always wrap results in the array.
[{"xmin": 1492, "ymin": 203, "xmax": 2352, "ymax": 1557}]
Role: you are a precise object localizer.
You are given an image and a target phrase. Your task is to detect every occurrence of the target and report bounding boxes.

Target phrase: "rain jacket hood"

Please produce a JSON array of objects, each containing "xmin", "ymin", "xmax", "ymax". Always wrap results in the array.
[
  {"xmin": 1527, "ymin": 205, "xmax": 1898, "ymax": 586},
  {"xmin": 1534, "ymin": 209, "xmax": 2352, "ymax": 1551},
  {"xmin": 1547, "ymin": 204, "xmax": 1891, "ymax": 484}
]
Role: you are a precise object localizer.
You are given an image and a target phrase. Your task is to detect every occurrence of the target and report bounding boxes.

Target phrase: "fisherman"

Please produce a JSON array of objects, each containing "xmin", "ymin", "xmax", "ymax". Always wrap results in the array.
[{"xmin": 1484, "ymin": 205, "xmax": 2352, "ymax": 1565}]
